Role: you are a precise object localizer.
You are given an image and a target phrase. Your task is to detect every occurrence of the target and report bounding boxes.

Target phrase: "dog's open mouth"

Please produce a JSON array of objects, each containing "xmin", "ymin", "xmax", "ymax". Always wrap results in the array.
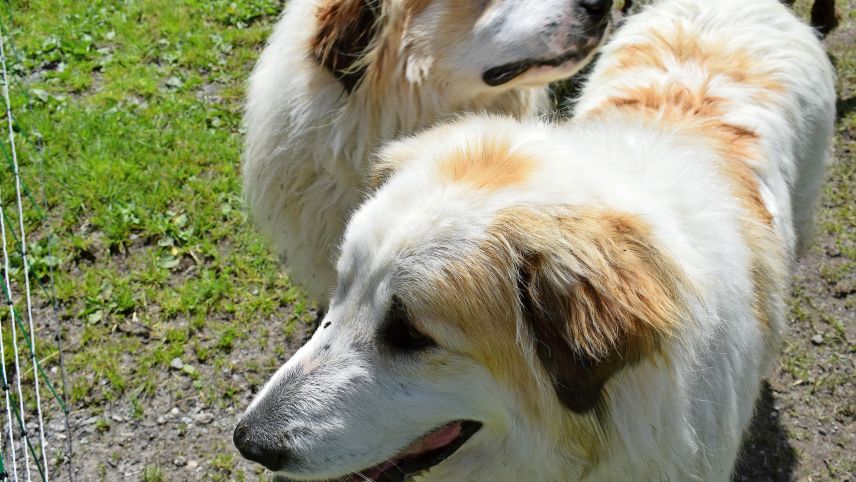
[
  {"xmin": 324, "ymin": 420, "xmax": 481, "ymax": 482},
  {"xmin": 482, "ymin": 48, "xmax": 591, "ymax": 87}
]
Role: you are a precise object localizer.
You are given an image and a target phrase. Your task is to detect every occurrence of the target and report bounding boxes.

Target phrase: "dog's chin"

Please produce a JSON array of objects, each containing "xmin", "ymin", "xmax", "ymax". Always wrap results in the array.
[
  {"xmin": 482, "ymin": 53, "xmax": 581, "ymax": 87},
  {"xmin": 280, "ymin": 421, "xmax": 482, "ymax": 482},
  {"xmin": 506, "ymin": 57, "xmax": 592, "ymax": 87}
]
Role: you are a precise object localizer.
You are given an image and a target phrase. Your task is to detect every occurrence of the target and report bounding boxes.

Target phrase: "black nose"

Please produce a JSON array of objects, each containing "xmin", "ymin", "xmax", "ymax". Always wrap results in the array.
[
  {"xmin": 233, "ymin": 420, "xmax": 291, "ymax": 471},
  {"xmin": 580, "ymin": 0, "xmax": 613, "ymax": 17}
]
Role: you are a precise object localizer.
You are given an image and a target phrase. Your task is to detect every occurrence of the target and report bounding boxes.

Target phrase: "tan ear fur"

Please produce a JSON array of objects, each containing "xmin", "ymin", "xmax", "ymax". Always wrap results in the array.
[
  {"xmin": 310, "ymin": 0, "xmax": 382, "ymax": 93},
  {"xmin": 491, "ymin": 207, "xmax": 688, "ymax": 413}
]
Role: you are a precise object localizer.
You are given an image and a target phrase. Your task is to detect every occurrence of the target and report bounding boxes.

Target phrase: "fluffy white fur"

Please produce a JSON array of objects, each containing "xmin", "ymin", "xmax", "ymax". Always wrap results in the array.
[
  {"xmin": 242, "ymin": 0, "xmax": 612, "ymax": 302},
  {"xmin": 574, "ymin": 0, "xmax": 835, "ymax": 256},
  {"xmin": 236, "ymin": 0, "xmax": 835, "ymax": 480}
]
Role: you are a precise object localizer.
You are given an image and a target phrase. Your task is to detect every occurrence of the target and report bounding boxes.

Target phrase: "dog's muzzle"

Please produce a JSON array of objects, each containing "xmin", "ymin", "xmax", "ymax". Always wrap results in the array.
[{"xmin": 482, "ymin": 0, "xmax": 613, "ymax": 86}]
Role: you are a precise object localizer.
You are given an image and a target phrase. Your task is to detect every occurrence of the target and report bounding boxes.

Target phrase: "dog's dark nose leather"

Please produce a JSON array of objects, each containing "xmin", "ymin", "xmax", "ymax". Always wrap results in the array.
[
  {"xmin": 233, "ymin": 420, "xmax": 290, "ymax": 471},
  {"xmin": 580, "ymin": 0, "xmax": 613, "ymax": 17}
]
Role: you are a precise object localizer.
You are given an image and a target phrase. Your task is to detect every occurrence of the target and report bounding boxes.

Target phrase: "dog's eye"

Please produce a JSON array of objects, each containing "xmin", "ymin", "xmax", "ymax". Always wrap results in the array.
[{"xmin": 378, "ymin": 295, "xmax": 437, "ymax": 353}]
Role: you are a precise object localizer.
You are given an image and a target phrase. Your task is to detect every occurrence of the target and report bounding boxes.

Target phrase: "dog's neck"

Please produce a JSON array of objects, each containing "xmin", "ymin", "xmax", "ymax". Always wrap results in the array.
[{"xmin": 325, "ymin": 78, "xmax": 548, "ymax": 171}]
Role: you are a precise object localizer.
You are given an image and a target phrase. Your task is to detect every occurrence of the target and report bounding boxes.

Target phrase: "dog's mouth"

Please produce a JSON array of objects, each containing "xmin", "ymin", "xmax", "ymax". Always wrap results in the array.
[
  {"xmin": 482, "ymin": 48, "xmax": 590, "ymax": 87},
  {"xmin": 482, "ymin": 19, "xmax": 612, "ymax": 87},
  {"xmin": 319, "ymin": 420, "xmax": 482, "ymax": 482},
  {"xmin": 482, "ymin": 42, "xmax": 604, "ymax": 87}
]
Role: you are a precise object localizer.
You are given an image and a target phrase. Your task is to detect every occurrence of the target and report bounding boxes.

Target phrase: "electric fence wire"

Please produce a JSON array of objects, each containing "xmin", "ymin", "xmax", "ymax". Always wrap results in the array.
[
  {"xmin": 0, "ymin": 208, "xmax": 17, "ymax": 481},
  {"xmin": 0, "ymin": 33, "xmax": 31, "ymax": 482},
  {"xmin": 0, "ymin": 26, "xmax": 49, "ymax": 482},
  {"xmin": 0, "ymin": 182, "xmax": 29, "ymax": 482},
  {"xmin": 0, "ymin": 209, "xmax": 19, "ymax": 482},
  {"xmin": 0, "ymin": 8, "xmax": 75, "ymax": 481}
]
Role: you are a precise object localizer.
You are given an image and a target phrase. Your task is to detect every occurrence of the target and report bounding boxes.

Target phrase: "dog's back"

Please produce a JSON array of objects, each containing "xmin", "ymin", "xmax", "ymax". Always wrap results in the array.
[
  {"xmin": 569, "ymin": 1, "xmax": 835, "ymax": 476},
  {"xmin": 577, "ymin": 0, "xmax": 836, "ymax": 256}
]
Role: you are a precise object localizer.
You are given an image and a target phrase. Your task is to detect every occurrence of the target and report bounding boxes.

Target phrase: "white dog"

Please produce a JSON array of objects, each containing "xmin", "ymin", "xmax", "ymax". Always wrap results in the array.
[
  {"xmin": 242, "ymin": 0, "xmax": 614, "ymax": 303},
  {"xmin": 236, "ymin": 0, "xmax": 835, "ymax": 480}
]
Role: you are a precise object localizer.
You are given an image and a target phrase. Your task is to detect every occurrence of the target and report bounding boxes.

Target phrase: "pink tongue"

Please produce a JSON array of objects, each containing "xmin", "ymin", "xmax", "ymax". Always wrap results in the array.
[
  {"xmin": 340, "ymin": 422, "xmax": 464, "ymax": 481},
  {"xmin": 401, "ymin": 422, "xmax": 463, "ymax": 456}
]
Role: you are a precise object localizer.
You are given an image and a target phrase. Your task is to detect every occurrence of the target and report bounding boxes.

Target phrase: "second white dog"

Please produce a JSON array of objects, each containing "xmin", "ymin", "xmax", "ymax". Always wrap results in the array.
[{"xmin": 242, "ymin": 0, "xmax": 613, "ymax": 302}]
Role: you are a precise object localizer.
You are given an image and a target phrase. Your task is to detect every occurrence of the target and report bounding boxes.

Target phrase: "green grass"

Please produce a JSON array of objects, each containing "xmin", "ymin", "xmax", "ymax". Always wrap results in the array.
[
  {"xmin": 1, "ymin": 0, "xmax": 312, "ymax": 423},
  {"xmin": 141, "ymin": 465, "xmax": 164, "ymax": 482},
  {"xmin": 0, "ymin": 3, "xmax": 316, "ymax": 479}
]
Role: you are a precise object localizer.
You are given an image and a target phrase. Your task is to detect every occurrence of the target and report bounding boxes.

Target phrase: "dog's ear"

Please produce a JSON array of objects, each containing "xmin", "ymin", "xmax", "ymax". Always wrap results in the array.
[
  {"xmin": 504, "ymin": 208, "xmax": 686, "ymax": 413},
  {"xmin": 810, "ymin": 0, "xmax": 839, "ymax": 38},
  {"xmin": 311, "ymin": 0, "xmax": 382, "ymax": 93}
]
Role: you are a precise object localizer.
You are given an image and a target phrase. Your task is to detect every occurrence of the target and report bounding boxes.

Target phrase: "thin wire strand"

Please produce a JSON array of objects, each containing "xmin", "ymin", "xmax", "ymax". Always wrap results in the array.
[
  {"xmin": 0, "ymin": 214, "xmax": 17, "ymax": 482},
  {"xmin": 0, "ymin": 10, "xmax": 75, "ymax": 479},
  {"xmin": 0, "ymin": 445, "xmax": 7, "ymax": 480},
  {"xmin": 0, "ymin": 29, "xmax": 48, "ymax": 482},
  {"xmin": 40, "ymin": 241, "xmax": 73, "ymax": 482},
  {"xmin": 3, "ymin": 380, "xmax": 46, "ymax": 481},
  {"xmin": 0, "ymin": 193, "xmax": 25, "ymax": 482}
]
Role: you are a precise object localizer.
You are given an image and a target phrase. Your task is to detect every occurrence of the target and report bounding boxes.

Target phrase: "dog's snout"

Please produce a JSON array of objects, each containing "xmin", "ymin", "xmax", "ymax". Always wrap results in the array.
[
  {"xmin": 233, "ymin": 418, "xmax": 292, "ymax": 471},
  {"xmin": 579, "ymin": 0, "xmax": 613, "ymax": 18}
]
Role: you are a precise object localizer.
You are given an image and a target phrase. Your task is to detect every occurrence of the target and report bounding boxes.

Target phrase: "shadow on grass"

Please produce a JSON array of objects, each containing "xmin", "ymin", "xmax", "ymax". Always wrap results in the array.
[
  {"xmin": 838, "ymin": 96, "xmax": 856, "ymax": 120},
  {"xmin": 733, "ymin": 381, "xmax": 798, "ymax": 482}
]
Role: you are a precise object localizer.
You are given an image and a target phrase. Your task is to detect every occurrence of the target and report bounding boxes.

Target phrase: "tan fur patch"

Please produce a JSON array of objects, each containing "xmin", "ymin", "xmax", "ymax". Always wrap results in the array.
[
  {"xmin": 359, "ymin": 0, "xmax": 481, "ymax": 96},
  {"xmin": 439, "ymin": 140, "xmax": 534, "ymax": 190},
  {"xmin": 598, "ymin": 81, "xmax": 773, "ymax": 228},
  {"xmin": 606, "ymin": 26, "xmax": 782, "ymax": 93},
  {"xmin": 491, "ymin": 207, "xmax": 687, "ymax": 361},
  {"xmin": 590, "ymin": 26, "xmax": 787, "ymax": 332},
  {"xmin": 311, "ymin": 0, "xmax": 381, "ymax": 93},
  {"xmin": 421, "ymin": 205, "xmax": 689, "ymax": 419},
  {"xmin": 596, "ymin": 85, "xmax": 780, "ymax": 330},
  {"xmin": 368, "ymin": 124, "xmax": 456, "ymax": 190},
  {"xmin": 415, "ymin": 242, "xmax": 544, "ymax": 419},
  {"xmin": 310, "ymin": 0, "xmax": 433, "ymax": 94},
  {"xmin": 370, "ymin": 125, "xmax": 536, "ymax": 192}
]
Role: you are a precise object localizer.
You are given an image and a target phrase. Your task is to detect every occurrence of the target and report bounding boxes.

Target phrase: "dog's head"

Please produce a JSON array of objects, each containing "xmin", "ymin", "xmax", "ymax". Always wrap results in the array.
[
  {"xmin": 235, "ymin": 117, "xmax": 690, "ymax": 480},
  {"xmin": 309, "ymin": 0, "xmax": 614, "ymax": 94}
]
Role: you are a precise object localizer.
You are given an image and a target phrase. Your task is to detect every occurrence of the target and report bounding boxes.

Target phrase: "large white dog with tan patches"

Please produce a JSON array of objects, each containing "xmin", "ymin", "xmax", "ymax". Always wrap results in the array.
[
  {"xmin": 243, "ymin": 0, "xmax": 614, "ymax": 303},
  {"xmin": 235, "ymin": 0, "xmax": 835, "ymax": 480}
]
